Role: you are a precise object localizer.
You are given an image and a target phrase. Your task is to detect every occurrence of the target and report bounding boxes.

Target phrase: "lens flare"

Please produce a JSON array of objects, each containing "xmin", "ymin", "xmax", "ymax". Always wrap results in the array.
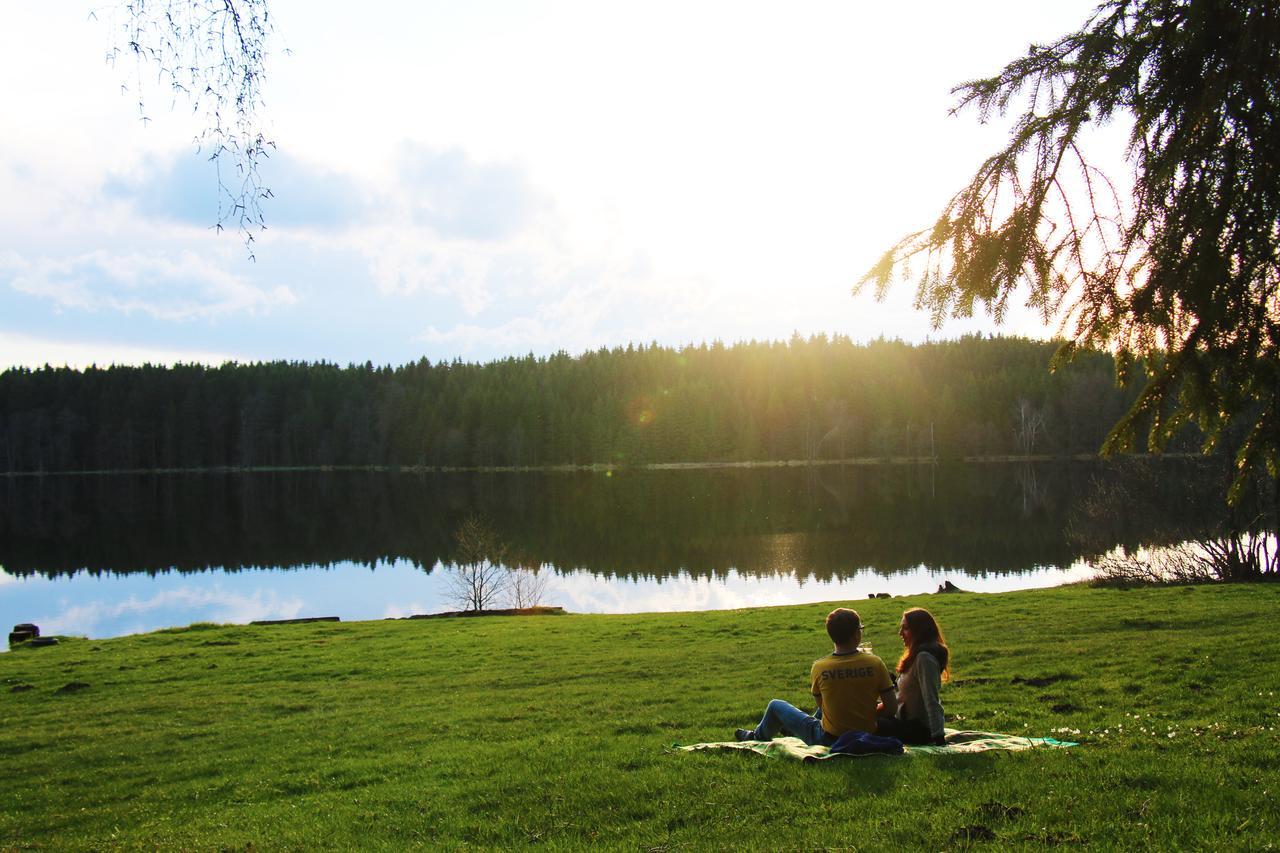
[{"xmin": 626, "ymin": 394, "xmax": 657, "ymax": 427}]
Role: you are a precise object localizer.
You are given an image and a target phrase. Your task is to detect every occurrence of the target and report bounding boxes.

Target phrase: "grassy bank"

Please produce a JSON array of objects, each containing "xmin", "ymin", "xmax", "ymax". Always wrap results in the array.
[{"xmin": 3, "ymin": 585, "xmax": 1278, "ymax": 849}]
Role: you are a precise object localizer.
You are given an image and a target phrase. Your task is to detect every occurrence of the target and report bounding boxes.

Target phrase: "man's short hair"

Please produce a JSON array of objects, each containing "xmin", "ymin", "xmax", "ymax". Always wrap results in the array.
[{"xmin": 826, "ymin": 608, "xmax": 863, "ymax": 645}]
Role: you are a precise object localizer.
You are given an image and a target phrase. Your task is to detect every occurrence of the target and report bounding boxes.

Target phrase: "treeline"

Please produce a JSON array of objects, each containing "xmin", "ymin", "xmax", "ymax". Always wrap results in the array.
[{"xmin": 0, "ymin": 335, "xmax": 1186, "ymax": 473}]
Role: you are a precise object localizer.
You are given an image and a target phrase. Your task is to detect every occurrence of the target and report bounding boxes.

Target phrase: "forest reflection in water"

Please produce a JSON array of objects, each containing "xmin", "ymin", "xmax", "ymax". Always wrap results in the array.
[
  {"xmin": 2, "ymin": 458, "xmax": 1246, "ymax": 639},
  {"xmin": 1, "ymin": 457, "xmax": 1233, "ymax": 582}
]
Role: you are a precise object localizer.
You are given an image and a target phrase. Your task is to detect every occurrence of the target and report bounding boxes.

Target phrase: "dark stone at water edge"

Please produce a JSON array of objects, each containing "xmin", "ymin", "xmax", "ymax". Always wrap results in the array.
[{"xmin": 9, "ymin": 623, "xmax": 43, "ymax": 647}]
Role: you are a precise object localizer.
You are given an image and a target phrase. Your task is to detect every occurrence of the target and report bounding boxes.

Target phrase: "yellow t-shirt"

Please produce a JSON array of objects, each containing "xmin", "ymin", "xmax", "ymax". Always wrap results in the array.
[{"xmin": 810, "ymin": 651, "xmax": 893, "ymax": 736}]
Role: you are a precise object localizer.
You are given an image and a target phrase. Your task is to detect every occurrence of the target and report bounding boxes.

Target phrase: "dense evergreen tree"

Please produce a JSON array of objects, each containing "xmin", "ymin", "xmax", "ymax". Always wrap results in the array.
[
  {"xmin": 862, "ymin": 0, "xmax": 1280, "ymax": 502},
  {"xmin": 0, "ymin": 336, "xmax": 1178, "ymax": 474}
]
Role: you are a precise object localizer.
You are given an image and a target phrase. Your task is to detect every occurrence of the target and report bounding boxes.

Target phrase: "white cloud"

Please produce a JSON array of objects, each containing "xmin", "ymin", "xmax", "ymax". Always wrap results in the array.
[
  {"xmin": 420, "ymin": 317, "xmax": 550, "ymax": 352},
  {"xmin": 36, "ymin": 586, "xmax": 306, "ymax": 637},
  {"xmin": 417, "ymin": 278, "xmax": 642, "ymax": 354},
  {"xmin": 382, "ymin": 601, "xmax": 429, "ymax": 619},
  {"xmin": 104, "ymin": 149, "xmax": 372, "ymax": 231},
  {"xmin": 2, "ymin": 249, "xmax": 296, "ymax": 321},
  {"xmin": 344, "ymin": 146, "xmax": 558, "ymax": 313},
  {"xmin": 0, "ymin": 330, "xmax": 240, "ymax": 370},
  {"xmin": 357, "ymin": 232, "xmax": 500, "ymax": 312},
  {"xmin": 396, "ymin": 145, "xmax": 544, "ymax": 242}
]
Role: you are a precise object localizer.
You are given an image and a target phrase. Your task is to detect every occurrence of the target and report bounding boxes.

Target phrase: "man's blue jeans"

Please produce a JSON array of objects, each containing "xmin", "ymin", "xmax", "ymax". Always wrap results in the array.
[{"xmin": 747, "ymin": 699, "xmax": 833, "ymax": 746}]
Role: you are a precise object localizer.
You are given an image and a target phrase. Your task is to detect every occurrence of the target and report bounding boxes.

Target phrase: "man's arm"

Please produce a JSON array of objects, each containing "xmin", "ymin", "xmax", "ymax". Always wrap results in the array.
[{"xmin": 880, "ymin": 681, "xmax": 901, "ymax": 712}]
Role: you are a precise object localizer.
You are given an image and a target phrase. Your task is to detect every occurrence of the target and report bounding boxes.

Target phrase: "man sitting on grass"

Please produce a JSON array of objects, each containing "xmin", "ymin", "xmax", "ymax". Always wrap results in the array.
[{"xmin": 735, "ymin": 608, "xmax": 896, "ymax": 745}]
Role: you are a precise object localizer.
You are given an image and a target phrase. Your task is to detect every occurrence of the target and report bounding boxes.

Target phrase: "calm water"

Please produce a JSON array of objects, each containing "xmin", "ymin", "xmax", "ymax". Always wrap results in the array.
[{"xmin": 0, "ymin": 459, "xmax": 1231, "ymax": 641}]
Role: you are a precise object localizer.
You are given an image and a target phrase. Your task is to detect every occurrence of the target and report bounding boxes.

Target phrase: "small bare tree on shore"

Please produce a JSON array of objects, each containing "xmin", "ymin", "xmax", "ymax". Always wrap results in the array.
[
  {"xmin": 443, "ymin": 516, "xmax": 553, "ymax": 611},
  {"xmin": 505, "ymin": 559, "xmax": 551, "ymax": 610},
  {"xmin": 444, "ymin": 516, "xmax": 510, "ymax": 612}
]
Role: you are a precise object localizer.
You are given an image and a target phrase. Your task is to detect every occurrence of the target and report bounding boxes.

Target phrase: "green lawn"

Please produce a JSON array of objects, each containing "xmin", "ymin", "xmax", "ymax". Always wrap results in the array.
[{"xmin": 3, "ymin": 584, "xmax": 1278, "ymax": 849}]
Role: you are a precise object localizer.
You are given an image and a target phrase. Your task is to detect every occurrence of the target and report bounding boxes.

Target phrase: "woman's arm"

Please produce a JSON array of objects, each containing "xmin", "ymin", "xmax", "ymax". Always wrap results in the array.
[{"xmin": 914, "ymin": 651, "xmax": 946, "ymax": 740}]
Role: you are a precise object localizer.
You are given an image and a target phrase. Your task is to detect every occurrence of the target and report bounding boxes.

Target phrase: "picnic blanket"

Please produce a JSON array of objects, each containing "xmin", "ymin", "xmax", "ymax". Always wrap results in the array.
[{"xmin": 674, "ymin": 729, "xmax": 1077, "ymax": 763}]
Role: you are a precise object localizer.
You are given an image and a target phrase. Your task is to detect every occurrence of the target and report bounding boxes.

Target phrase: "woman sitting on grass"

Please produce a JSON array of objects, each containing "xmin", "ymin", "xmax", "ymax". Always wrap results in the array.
[{"xmin": 876, "ymin": 607, "xmax": 950, "ymax": 745}]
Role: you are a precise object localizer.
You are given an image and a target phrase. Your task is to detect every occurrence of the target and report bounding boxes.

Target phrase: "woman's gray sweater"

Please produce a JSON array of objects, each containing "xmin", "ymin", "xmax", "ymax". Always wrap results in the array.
[{"xmin": 896, "ymin": 650, "xmax": 945, "ymax": 739}]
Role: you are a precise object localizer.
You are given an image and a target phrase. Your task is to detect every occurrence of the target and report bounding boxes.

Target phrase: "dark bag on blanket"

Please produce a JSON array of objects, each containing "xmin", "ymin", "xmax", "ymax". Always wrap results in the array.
[{"xmin": 830, "ymin": 730, "xmax": 905, "ymax": 756}]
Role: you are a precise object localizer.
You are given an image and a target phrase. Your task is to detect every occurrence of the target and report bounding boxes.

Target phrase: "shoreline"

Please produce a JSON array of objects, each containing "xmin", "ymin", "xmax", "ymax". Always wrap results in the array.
[{"xmin": 0, "ymin": 451, "xmax": 1212, "ymax": 478}]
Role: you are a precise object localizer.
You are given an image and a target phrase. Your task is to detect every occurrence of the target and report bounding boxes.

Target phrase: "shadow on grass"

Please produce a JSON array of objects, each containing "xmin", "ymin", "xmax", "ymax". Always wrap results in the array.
[
  {"xmin": 1092, "ymin": 615, "xmax": 1224, "ymax": 633},
  {"xmin": 686, "ymin": 748, "xmax": 906, "ymax": 795},
  {"xmin": 930, "ymin": 753, "xmax": 1004, "ymax": 782},
  {"xmin": 816, "ymin": 758, "xmax": 901, "ymax": 795}
]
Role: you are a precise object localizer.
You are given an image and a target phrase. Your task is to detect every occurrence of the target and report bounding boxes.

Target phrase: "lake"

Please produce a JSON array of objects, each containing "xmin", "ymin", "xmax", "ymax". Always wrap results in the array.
[{"xmin": 0, "ymin": 458, "xmax": 1232, "ymax": 641}]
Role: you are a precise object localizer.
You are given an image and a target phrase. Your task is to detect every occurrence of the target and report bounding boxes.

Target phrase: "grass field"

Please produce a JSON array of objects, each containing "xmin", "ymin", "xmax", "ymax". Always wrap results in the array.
[{"xmin": 3, "ymin": 584, "xmax": 1278, "ymax": 849}]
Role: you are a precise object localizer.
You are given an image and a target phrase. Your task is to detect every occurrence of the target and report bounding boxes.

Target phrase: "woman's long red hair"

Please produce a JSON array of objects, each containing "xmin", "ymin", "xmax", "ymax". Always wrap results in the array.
[{"xmin": 897, "ymin": 607, "xmax": 950, "ymax": 681}]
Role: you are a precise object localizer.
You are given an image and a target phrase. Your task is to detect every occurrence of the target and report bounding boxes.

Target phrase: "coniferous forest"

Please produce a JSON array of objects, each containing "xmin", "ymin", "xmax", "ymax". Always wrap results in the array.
[{"xmin": 0, "ymin": 335, "xmax": 1200, "ymax": 474}]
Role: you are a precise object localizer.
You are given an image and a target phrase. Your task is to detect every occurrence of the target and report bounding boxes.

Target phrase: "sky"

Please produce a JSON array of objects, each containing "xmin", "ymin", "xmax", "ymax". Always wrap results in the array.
[{"xmin": 0, "ymin": 1, "xmax": 1112, "ymax": 370}]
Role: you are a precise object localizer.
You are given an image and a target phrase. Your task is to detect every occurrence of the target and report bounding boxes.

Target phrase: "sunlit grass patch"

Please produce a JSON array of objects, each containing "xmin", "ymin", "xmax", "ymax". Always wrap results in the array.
[{"xmin": 1, "ymin": 584, "xmax": 1278, "ymax": 848}]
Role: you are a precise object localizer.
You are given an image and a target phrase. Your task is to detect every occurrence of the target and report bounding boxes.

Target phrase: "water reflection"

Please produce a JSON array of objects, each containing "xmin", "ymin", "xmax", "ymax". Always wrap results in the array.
[
  {"xmin": 3, "ymin": 558, "xmax": 1095, "ymax": 644},
  {"xmin": 550, "ymin": 563, "xmax": 1096, "ymax": 614},
  {"xmin": 0, "ymin": 459, "xmax": 1236, "ymax": 640},
  {"xmin": 5, "ymin": 563, "xmax": 378, "ymax": 639}
]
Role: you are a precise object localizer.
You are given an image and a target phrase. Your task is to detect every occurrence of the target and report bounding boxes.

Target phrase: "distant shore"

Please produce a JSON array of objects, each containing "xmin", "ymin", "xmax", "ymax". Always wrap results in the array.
[{"xmin": 0, "ymin": 451, "xmax": 1211, "ymax": 478}]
